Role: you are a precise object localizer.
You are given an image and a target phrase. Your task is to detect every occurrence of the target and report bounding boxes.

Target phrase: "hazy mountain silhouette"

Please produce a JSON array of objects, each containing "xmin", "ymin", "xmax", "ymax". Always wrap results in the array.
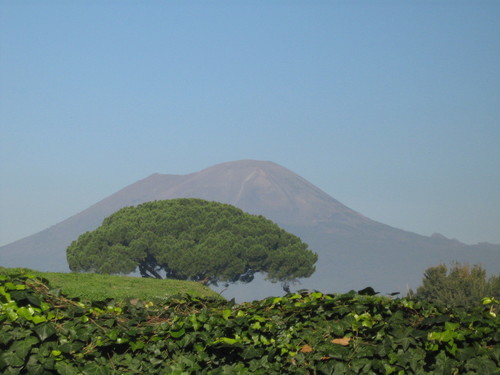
[{"xmin": 1, "ymin": 160, "xmax": 499, "ymax": 301}]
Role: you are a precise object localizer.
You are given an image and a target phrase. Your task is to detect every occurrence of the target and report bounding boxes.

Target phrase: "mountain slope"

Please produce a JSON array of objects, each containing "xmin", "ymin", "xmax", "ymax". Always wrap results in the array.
[{"xmin": 1, "ymin": 160, "xmax": 498, "ymax": 300}]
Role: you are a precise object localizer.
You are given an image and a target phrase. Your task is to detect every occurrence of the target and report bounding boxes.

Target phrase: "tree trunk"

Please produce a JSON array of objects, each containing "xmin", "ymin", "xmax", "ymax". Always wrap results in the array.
[{"xmin": 139, "ymin": 263, "xmax": 163, "ymax": 279}]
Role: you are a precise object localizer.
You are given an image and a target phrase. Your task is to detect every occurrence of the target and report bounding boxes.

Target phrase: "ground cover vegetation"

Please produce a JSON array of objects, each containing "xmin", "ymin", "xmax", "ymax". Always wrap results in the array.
[
  {"xmin": 1, "ymin": 271, "xmax": 499, "ymax": 374},
  {"xmin": 0, "ymin": 268, "xmax": 220, "ymax": 302},
  {"xmin": 413, "ymin": 263, "xmax": 500, "ymax": 309},
  {"xmin": 67, "ymin": 199, "xmax": 318, "ymax": 290}
]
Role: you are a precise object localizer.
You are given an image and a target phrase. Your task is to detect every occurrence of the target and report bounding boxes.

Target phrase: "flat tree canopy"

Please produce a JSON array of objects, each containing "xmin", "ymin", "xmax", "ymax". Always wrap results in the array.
[{"xmin": 67, "ymin": 199, "xmax": 318, "ymax": 286}]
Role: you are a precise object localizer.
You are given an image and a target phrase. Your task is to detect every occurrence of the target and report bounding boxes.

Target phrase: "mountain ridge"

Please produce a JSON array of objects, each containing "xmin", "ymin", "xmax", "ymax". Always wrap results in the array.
[{"xmin": 1, "ymin": 160, "xmax": 498, "ymax": 301}]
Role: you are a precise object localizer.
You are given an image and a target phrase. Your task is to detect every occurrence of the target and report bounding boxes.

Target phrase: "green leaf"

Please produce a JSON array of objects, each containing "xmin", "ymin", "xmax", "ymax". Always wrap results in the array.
[
  {"xmin": 26, "ymin": 355, "xmax": 45, "ymax": 375},
  {"xmin": 214, "ymin": 337, "xmax": 238, "ymax": 345},
  {"xmin": 222, "ymin": 309, "xmax": 232, "ymax": 320},
  {"xmin": 330, "ymin": 320, "xmax": 348, "ymax": 336},
  {"xmin": 82, "ymin": 362, "xmax": 111, "ymax": 375},
  {"xmin": 189, "ymin": 314, "xmax": 201, "ymax": 331},
  {"xmin": 129, "ymin": 341, "xmax": 145, "ymax": 351},
  {"xmin": 350, "ymin": 358, "xmax": 371, "ymax": 372},
  {"xmin": 106, "ymin": 329, "xmax": 118, "ymax": 341},
  {"xmin": 3, "ymin": 366, "xmax": 22, "ymax": 375},
  {"xmin": 59, "ymin": 342, "xmax": 84, "ymax": 354},
  {"xmin": 26, "ymin": 294, "xmax": 42, "ymax": 308},
  {"xmin": 9, "ymin": 291, "xmax": 40, "ymax": 307},
  {"xmin": 10, "ymin": 336, "xmax": 39, "ymax": 361},
  {"xmin": 444, "ymin": 322, "xmax": 459, "ymax": 331},
  {"xmin": 0, "ymin": 351, "xmax": 25, "ymax": 368},
  {"xmin": 4, "ymin": 282, "xmax": 18, "ymax": 290},
  {"xmin": 34, "ymin": 323, "xmax": 56, "ymax": 342},
  {"xmin": 465, "ymin": 357, "xmax": 498, "ymax": 373},
  {"xmin": 170, "ymin": 328, "xmax": 186, "ymax": 338},
  {"xmin": 333, "ymin": 361, "xmax": 349, "ymax": 374},
  {"xmin": 55, "ymin": 361, "xmax": 79, "ymax": 375},
  {"xmin": 242, "ymin": 346, "xmax": 264, "ymax": 360},
  {"xmin": 32, "ymin": 315, "xmax": 47, "ymax": 324},
  {"xmin": 395, "ymin": 336, "xmax": 414, "ymax": 351}
]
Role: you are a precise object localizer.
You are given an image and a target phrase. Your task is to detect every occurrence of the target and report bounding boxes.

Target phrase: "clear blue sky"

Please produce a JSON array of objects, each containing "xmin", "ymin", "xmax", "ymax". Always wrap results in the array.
[{"xmin": 1, "ymin": 0, "xmax": 499, "ymax": 247}]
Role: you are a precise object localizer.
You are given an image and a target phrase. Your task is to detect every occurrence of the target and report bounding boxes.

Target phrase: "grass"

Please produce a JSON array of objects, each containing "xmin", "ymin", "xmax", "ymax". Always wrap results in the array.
[{"xmin": 0, "ymin": 267, "xmax": 223, "ymax": 302}]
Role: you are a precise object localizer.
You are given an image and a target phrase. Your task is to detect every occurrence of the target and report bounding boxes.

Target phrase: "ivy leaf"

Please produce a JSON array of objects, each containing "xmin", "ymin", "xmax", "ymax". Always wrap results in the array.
[
  {"xmin": 242, "ymin": 346, "xmax": 263, "ymax": 360},
  {"xmin": 34, "ymin": 323, "xmax": 56, "ymax": 342},
  {"xmin": 170, "ymin": 328, "xmax": 186, "ymax": 339},
  {"xmin": 25, "ymin": 294, "xmax": 42, "ymax": 308},
  {"xmin": 395, "ymin": 336, "xmax": 414, "ymax": 351},
  {"xmin": 0, "ymin": 351, "xmax": 25, "ymax": 368},
  {"xmin": 32, "ymin": 315, "xmax": 47, "ymax": 325},
  {"xmin": 82, "ymin": 362, "xmax": 111, "ymax": 375},
  {"xmin": 26, "ymin": 355, "xmax": 45, "ymax": 375},
  {"xmin": 317, "ymin": 361, "xmax": 336, "ymax": 374},
  {"xmin": 222, "ymin": 309, "xmax": 232, "ymax": 320},
  {"xmin": 59, "ymin": 342, "xmax": 85, "ymax": 354},
  {"xmin": 330, "ymin": 320, "xmax": 349, "ymax": 336},
  {"xmin": 55, "ymin": 361, "xmax": 79, "ymax": 375},
  {"xmin": 333, "ymin": 361, "xmax": 349, "ymax": 373},
  {"xmin": 8, "ymin": 290, "xmax": 27, "ymax": 302},
  {"xmin": 214, "ymin": 337, "xmax": 238, "ymax": 345},
  {"xmin": 106, "ymin": 329, "xmax": 118, "ymax": 341},
  {"xmin": 462, "ymin": 355, "xmax": 495, "ymax": 372},
  {"xmin": 351, "ymin": 358, "xmax": 371, "ymax": 373},
  {"xmin": 10, "ymin": 336, "xmax": 39, "ymax": 361},
  {"xmin": 3, "ymin": 366, "xmax": 24, "ymax": 375},
  {"xmin": 3, "ymin": 282, "xmax": 19, "ymax": 290},
  {"xmin": 129, "ymin": 341, "xmax": 145, "ymax": 352},
  {"xmin": 0, "ymin": 326, "xmax": 14, "ymax": 345}
]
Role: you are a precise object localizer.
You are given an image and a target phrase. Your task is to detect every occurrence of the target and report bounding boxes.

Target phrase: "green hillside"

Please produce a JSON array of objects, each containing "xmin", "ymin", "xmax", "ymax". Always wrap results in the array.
[{"xmin": 0, "ymin": 267, "xmax": 221, "ymax": 302}]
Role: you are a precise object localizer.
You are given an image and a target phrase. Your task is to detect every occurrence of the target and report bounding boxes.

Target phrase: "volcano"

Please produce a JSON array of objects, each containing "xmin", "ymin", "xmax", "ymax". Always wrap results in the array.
[{"xmin": 1, "ymin": 160, "xmax": 498, "ymax": 301}]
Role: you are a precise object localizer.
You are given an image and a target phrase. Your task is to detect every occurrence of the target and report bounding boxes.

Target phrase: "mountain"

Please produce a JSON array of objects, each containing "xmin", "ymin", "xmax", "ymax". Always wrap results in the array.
[{"xmin": 1, "ymin": 160, "xmax": 499, "ymax": 301}]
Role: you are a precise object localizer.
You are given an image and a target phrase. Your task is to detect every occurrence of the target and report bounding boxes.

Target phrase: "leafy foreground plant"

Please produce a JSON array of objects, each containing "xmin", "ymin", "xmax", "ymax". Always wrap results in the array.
[{"xmin": 1, "ymin": 272, "xmax": 499, "ymax": 374}]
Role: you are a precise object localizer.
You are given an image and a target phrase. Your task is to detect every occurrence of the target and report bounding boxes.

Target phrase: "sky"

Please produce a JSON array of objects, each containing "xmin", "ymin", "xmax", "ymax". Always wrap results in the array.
[{"xmin": 1, "ymin": 0, "xmax": 499, "ymax": 248}]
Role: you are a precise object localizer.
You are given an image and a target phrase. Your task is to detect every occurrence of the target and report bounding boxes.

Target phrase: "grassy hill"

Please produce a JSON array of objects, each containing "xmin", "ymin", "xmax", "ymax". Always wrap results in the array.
[{"xmin": 0, "ymin": 267, "xmax": 222, "ymax": 301}]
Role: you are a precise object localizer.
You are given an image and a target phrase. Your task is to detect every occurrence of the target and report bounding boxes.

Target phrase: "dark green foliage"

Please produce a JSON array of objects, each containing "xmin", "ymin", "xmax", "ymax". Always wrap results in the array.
[
  {"xmin": 67, "ymin": 199, "xmax": 318, "ymax": 285},
  {"xmin": 415, "ymin": 262, "xmax": 500, "ymax": 308},
  {"xmin": 1, "ymin": 272, "xmax": 499, "ymax": 374}
]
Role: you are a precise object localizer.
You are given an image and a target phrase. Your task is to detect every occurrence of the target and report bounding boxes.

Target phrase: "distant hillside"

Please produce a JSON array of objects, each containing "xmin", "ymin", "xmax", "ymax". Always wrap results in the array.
[{"xmin": 1, "ymin": 160, "xmax": 499, "ymax": 301}]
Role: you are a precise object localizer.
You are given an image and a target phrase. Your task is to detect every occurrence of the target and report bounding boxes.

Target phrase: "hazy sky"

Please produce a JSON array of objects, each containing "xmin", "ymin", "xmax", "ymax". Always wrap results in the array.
[{"xmin": 1, "ymin": 1, "xmax": 499, "ymax": 247}]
